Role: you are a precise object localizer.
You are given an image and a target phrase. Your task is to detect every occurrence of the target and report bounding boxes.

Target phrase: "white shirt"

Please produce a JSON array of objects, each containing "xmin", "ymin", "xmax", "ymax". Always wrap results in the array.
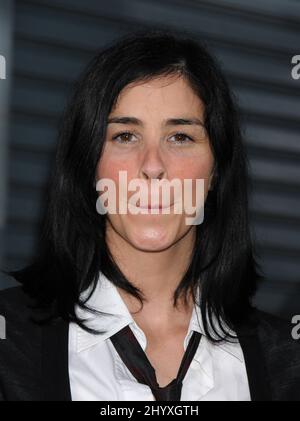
[{"xmin": 69, "ymin": 271, "xmax": 251, "ymax": 401}]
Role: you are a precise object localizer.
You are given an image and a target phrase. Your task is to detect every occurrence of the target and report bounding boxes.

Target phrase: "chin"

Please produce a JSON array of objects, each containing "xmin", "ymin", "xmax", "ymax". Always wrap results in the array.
[{"xmin": 126, "ymin": 227, "xmax": 176, "ymax": 252}]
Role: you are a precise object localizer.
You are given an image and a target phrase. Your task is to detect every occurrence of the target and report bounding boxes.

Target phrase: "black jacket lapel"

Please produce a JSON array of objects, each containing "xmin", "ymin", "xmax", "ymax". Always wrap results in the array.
[
  {"xmin": 235, "ymin": 313, "xmax": 272, "ymax": 401},
  {"xmin": 41, "ymin": 318, "xmax": 72, "ymax": 401}
]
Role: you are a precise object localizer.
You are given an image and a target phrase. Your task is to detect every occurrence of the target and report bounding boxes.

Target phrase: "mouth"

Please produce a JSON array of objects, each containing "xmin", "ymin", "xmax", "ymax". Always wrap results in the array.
[{"xmin": 137, "ymin": 203, "xmax": 174, "ymax": 210}]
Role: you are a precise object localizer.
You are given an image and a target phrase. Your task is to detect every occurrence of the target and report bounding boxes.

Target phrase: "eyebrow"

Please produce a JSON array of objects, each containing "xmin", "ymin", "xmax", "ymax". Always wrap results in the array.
[{"xmin": 107, "ymin": 116, "xmax": 205, "ymax": 127}]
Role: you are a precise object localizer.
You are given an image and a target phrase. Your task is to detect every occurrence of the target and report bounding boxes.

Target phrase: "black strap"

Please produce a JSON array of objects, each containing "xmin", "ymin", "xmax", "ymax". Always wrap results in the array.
[{"xmin": 110, "ymin": 324, "xmax": 202, "ymax": 401}]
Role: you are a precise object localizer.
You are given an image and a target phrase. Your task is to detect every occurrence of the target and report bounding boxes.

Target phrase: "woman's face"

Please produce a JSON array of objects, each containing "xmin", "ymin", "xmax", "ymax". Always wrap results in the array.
[{"xmin": 96, "ymin": 74, "xmax": 215, "ymax": 252}]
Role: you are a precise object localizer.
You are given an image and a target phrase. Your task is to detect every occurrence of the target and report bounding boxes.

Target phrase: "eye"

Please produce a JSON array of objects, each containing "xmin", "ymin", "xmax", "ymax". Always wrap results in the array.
[
  {"xmin": 169, "ymin": 132, "xmax": 194, "ymax": 144},
  {"xmin": 112, "ymin": 131, "xmax": 137, "ymax": 144},
  {"xmin": 111, "ymin": 131, "xmax": 194, "ymax": 145}
]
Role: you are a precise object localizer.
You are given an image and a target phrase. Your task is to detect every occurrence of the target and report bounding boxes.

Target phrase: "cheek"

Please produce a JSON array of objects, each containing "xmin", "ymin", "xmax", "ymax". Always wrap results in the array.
[
  {"xmin": 172, "ymin": 156, "xmax": 214, "ymax": 183},
  {"xmin": 171, "ymin": 155, "xmax": 214, "ymax": 206},
  {"xmin": 169, "ymin": 142, "xmax": 214, "ymax": 178},
  {"xmin": 96, "ymin": 151, "xmax": 135, "ymax": 183},
  {"xmin": 95, "ymin": 153, "xmax": 137, "ymax": 207}
]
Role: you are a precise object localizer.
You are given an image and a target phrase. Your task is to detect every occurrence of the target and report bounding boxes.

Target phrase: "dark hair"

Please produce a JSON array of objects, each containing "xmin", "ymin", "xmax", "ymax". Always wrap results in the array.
[{"xmin": 3, "ymin": 28, "xmax": 264, "ymax": 342}]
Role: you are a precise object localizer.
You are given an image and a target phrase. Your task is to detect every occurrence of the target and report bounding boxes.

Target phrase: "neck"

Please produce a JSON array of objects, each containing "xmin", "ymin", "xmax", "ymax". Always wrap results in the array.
[{"xmin": 105, "ymin": 222, "xmax": 196, "ymax": 332}]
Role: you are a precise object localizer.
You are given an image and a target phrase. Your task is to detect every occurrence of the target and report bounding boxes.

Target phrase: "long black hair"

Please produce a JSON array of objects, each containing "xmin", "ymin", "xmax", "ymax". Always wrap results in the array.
[{"xmin": 3, "ymin": 28, "xmax": 264, "ymax": 342}]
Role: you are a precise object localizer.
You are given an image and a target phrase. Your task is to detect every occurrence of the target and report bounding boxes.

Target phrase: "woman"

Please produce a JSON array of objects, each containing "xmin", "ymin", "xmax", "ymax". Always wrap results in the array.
[{"xmin": 0, "ymin": 29, "xmax": 299, "ymax": 401}]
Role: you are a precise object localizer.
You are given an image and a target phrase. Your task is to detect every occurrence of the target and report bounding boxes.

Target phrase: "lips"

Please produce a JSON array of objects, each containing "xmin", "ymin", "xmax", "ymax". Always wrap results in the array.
[{"xmin": 138, "ymin": 203, "xmax": 173, "ymax": 210}]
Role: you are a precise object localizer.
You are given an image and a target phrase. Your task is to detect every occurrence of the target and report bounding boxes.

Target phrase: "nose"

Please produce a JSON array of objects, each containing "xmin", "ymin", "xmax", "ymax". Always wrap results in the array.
[
  {"xmin": 138, "ymin": 147, "xmax": 169, "ymax": 207},
  {"xmin": 139, "ymin": 146, "xmax": 166, "ymax": 181},
  {"xmin": 142, "ymin": 169, "xmax": 165, "ymax": 180}
]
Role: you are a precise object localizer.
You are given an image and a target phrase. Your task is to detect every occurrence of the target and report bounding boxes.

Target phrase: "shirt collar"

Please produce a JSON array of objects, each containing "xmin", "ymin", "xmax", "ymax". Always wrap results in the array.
[{"xmin": 74, "ymin": 271, "xmax": 244, "ymax": 363}]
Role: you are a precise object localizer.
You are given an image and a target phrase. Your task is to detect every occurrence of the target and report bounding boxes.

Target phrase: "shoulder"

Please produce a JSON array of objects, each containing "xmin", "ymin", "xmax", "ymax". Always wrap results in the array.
[
  {"xmin": 253, "ymin": 308, "xmax": 299, "ymax": 346},
  {"xmin": 0, "ymin": 283, "xmax": 43, "ymax": 342},
  {"xmin": 252, "ymin": 308, "xmax": 300, "ymax": 400},
  {"xmin": 0, "ymin": 284, "xmax": 33, "ymax": 313},
  {"xmin": 0, "ymin": 285, "xmax": 44, "ymax": 400},
  {"xmin": 0, "ymin": 285, "xmax": 41, "ymax": 332},
  {"xmin": 0, "ymin": 285, "xmax": 70, "ymax": 401}
]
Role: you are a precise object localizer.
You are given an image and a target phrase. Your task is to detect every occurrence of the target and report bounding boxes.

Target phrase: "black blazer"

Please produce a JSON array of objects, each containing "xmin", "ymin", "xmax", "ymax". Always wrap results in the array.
[{"xmin": 0, "ymin": 285, "xmax": 300, "ymax": 401}]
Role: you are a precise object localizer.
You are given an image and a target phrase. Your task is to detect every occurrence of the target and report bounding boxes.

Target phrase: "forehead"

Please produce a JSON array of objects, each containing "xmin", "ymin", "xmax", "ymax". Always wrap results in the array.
[{"xmin": 111, "ymin": 75, "xmax": 204, "ymax": 117}]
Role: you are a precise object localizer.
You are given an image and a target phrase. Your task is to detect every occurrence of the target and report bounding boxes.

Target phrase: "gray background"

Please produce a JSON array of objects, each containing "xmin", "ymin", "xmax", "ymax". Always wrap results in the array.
[{"xmin": 0, "ymin": 0, "xmax": 299, "ymax": 320}]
